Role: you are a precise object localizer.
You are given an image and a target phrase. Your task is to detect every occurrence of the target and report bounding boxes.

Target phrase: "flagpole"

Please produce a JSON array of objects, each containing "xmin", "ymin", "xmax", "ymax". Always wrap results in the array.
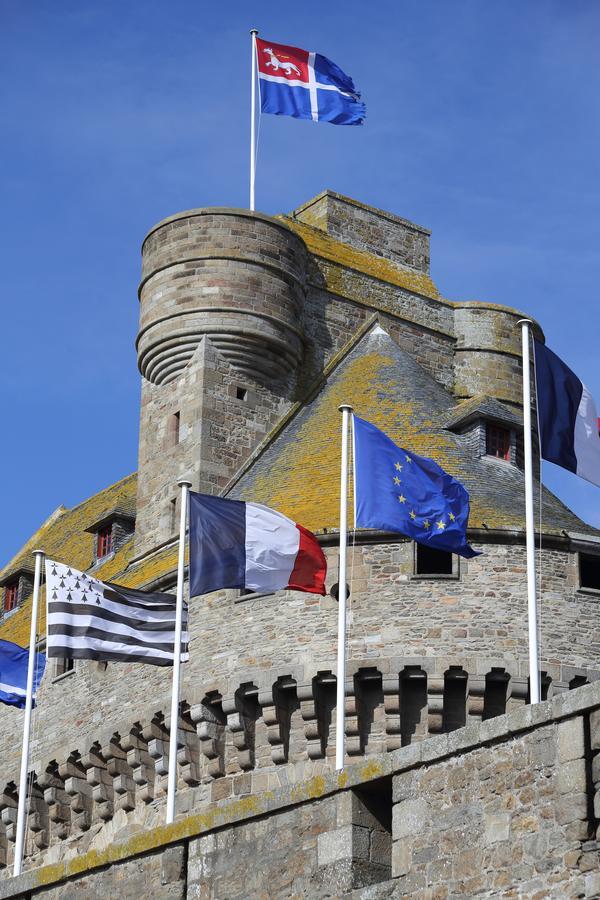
[
  {"xmin": 166, "ymin": 479, "xmax": 192, "ymax": 825},
  {"xmin": 336, "ymin": 404, "xmax": 353, "ymax": 770},
  {"xmin": 13, "ymin": 549, "xmax": 44, "ymax": 878},
  {"xmin": 519, "ymin": 319, "xmax": 541, "ymax": 704},
  {"xmin": 250, "ymin": 29, "xmax": 258, "ymax": 211}
]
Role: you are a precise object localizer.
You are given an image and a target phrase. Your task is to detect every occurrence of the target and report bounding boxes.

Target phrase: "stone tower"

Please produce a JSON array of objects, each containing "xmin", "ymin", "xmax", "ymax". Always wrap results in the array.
[{"xmin": 135, "ymin": 208, "xmax": 309, "ymax": 555}]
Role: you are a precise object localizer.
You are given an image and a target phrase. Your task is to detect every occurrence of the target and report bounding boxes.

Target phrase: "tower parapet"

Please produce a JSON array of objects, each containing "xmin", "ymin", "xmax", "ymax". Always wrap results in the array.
[{"xmin": 138, "ymin": 208, "xmax": 307, "ymax": 384}]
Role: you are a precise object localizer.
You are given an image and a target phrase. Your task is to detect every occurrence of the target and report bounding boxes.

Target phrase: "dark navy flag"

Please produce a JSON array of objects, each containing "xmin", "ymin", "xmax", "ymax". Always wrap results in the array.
[
  {"xmin": 256, "ymin": 38, "xmax": 365, "ymax": 125},
  {"xmin": 353, "ymin": 416, "xmax": 480, "ymax": 559},
  {"xmin": 0, "ymin": 638, "xmax": 46, "ymax": 708},
  {"xmin": 534, "ymin": 339, "xmax": 600, "ymax": 487}
]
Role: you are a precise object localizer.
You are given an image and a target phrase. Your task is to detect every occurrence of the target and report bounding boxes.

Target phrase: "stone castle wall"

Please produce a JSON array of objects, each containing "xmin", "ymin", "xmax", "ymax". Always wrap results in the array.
[
  {"xmin": 3, "ymin": 680, "xmax": 599, "ymax": 899},
  {"xmin": 1, "ymin": 541, "xmax": 599, "ymax": 877}
]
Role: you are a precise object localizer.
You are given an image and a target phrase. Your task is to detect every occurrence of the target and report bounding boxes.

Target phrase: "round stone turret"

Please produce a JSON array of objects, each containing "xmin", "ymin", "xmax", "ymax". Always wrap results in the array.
[
  {"xmin": 137, "ymin": 208, "xmax": 307, "ymax": 385},
  {"xmin": 453, "ymin": 303, "xmax": 541, "ymax": 408}
]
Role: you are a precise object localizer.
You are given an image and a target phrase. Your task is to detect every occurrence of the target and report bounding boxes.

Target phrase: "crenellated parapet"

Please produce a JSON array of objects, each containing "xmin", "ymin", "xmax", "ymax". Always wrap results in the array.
[{"xmin": 1, "ymin": 657, "xmax": 595, "ymax": 877}]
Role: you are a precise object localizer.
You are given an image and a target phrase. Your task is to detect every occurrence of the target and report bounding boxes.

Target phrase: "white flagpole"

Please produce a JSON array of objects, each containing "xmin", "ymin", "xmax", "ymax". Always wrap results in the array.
[
  {"xmin": 13, "ymin": 549, "xmax": 44, "ymax": 878},
  {"xmin": 166, "ymin": 479, "xmax": 192, "ymax": 825},
  {"xmin": 335, "ymin": 404, "xmax": 353, "ymax": 770},
  {"xmin": 250, "ymin": 29, "xmax": 258, "ymax": 211},
  {"xmin": 519, "ymin": 319, "xmax": 541, "ymax": 704}
]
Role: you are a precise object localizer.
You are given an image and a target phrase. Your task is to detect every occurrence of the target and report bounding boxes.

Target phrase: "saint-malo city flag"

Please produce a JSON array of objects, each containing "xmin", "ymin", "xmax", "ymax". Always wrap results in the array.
[
  {"xmin": 45, "ymin": 560, "xmax": 189, "ymax": 666},
  {"xmin": 256, "ymin": 37, "xmax": 365, "ymax": 125},
  {"xmin": 353, "ymin": 416, "xmax": 480, "ymax": 560}
]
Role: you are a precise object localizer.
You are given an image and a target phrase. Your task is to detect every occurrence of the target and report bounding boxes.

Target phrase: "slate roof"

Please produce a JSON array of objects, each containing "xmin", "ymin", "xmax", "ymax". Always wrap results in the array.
[
  {"xmin": 445, "ymin": 395, "xmax": 523, "ymax": 431},
  {"xmin": 229, "ymin": 326, "xmax": 599, "ymax": 540}
]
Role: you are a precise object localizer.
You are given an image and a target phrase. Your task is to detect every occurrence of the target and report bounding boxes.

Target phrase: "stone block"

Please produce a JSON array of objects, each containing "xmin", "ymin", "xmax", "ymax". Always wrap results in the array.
[
  {"xmin": 392, "ymin": 798, "xmax": 427, "ymax": 840},
  {"xmin": 557, "ymin": 759, "xmax": 587, "ymax": 795},
  {"xmin": 370, "ymin": 830, "xmax": 392, "ymax": 866},
  {"xmin": 317, "ymin": 825, "xmax": 353, "ymax": 865},
  {"xmin": 558, "ymin": 717, "xmax": 585, "ymax": 762},
  {"xmin": 586, "ymin": 872, "xmax": 600, "ymax": 898},
  {"xmin": 161, "ymin": 845, "xmax": 186, "ymax": 885},
  {"xmin": 484, "ymin": 812, "xmax": 511, "ymax": 844},
  {"xmin": 555, "ymin": 792, "xmax": 588, "ymax": 825},
  {"xmin": 590, "ymin": 708, "xmax": 600, "ymax": 751},
  {"xmin": 392, "ymin": 840, "xmax": 412, "ymax": 877}
]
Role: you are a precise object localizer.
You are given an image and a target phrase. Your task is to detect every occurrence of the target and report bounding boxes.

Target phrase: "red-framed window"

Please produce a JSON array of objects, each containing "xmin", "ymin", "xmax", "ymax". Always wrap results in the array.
[
  {"xmin": 486, "ymin": 424, "xmax": 511, "ymax": 461},
  {"xmin": 4, "ymin": 582, "xmax": 19, "ymax": 612},
  {"xmin": 97, "ymin": 525, "xmax": 113, "ymax": 559}
]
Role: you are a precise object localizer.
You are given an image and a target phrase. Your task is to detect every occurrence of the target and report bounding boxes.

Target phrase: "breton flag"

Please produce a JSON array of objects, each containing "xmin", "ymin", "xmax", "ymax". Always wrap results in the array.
[
  {"xmin": 45, "ymin": 561, "xmax": 189, "ymax": 667},
  {"xmin": 0, "ymin": 638, "xmax": 46, "ymax": 708},
  {"xmin": 534, "ymin": 340, "xmax": 600, "ymax": 487},
  {"xmin": 353, "ymin": 416, "xmax": 480, "ymax": 559},
  {"xmin": 256, "ymin": 37, "xmax": 365, "ymax": 125},
  {"xmin": 188, "ymin": 492, "xmax": 327, "ymax": 597}
]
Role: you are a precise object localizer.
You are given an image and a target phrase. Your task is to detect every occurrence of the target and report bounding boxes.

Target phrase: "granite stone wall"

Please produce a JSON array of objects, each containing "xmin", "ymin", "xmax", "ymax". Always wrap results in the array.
[
  {"xmin": 2, "ymin": 681, "xmax": 599, "ymax": 899},
  {"xmin": 1, "ymin": 541, "xmax": 599, "ymax": 877}
]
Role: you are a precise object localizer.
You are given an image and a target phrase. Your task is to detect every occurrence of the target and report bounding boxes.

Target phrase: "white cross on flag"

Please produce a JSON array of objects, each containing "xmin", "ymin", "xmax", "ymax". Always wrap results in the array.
[{"xmin": 45, "ymin": 560, "xmax": 189, "ymax": 667}]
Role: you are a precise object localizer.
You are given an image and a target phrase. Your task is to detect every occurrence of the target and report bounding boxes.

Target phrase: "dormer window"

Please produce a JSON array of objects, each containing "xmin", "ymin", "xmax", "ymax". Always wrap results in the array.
[
  {"xmin": 486, "ymin": 424, "xmax": 511, "ymax": 461},
  {"xmin": 85, "ymin": 507, "xmax": 135, "ymax": 565},
  {"xmin": 96, "ymin": 525, "xmax": 114, "ymax": 559},
  {"xmin": 4, "ymin": 582, "xmax": 19, "ymax": 613},
  {"xmin": 0, "ymin": 568, "xmax": 34, "ymax": 616}
]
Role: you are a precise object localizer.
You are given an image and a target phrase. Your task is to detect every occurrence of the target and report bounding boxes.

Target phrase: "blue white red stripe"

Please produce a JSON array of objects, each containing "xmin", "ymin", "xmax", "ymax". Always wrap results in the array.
[
  {"xmin": 256, "ymin": 37, "xmax": 365, "ymax": 126},
  {"xmin": 188, "ymin": 492, "xmax": 327, "ymax": 597},
  {"xmin": 534, "ymin": 339, "xmax": 600, "ymax": 486}
]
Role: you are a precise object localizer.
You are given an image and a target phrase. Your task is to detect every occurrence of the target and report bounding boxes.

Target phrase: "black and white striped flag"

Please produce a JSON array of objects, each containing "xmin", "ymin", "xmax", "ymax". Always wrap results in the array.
[{"xmin": 45, "ymin": 560, "xmax": 189, "ymax": 667}]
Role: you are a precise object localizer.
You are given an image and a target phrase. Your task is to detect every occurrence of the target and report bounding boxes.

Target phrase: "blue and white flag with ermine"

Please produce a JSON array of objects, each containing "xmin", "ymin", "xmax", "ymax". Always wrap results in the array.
[
  {"xmin": 256, "ymin": 37, "xmax": 365, "ymax": 125},
  {"xmin": 0, "ymin": 638, "xmax": 46, "ymax": 708}
]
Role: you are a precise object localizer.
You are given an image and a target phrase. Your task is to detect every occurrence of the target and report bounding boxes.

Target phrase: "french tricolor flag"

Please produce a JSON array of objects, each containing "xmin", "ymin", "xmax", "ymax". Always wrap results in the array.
[
  {"xmin": 534, "ymin": 339, "xmax": 600, "ymax": 487},
  {"xmin": 188, "ymin": 492, "xmax": 327, "ymax": 598}
]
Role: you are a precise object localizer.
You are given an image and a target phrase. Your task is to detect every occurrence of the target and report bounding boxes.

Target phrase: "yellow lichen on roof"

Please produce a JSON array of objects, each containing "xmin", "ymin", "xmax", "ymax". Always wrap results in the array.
[
  {"xmin": 244, "ymin": 350, "xmax": 460, "ymax": 532},
  {"xmin": 280, "ymin": 217, "xmax": 443, "ymax": 303},
  {"xmin": 0, "ymin": 473, "xmax": 138, "ymax": 647}
]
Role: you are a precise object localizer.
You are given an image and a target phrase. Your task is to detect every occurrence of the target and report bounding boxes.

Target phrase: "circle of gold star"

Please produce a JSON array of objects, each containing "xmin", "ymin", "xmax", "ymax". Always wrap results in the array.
[
  {"xmin": 436, "ymin": 520, "xmax": 446, "ymax": 530},
  {"xmin": 398, "ymin": 494, "xmax": 406, "ymax": 504}
]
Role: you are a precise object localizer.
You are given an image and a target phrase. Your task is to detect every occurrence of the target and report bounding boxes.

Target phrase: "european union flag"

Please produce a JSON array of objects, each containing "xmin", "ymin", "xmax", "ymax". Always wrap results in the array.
[{"xmin": 353, "ymin": 416, "xmax": 480, "ymax": 559}]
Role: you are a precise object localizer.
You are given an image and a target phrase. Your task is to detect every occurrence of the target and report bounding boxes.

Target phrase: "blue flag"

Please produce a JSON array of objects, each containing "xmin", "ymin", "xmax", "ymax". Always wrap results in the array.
[
  {"xmin": 256, "ymin": 37, "xmax": 365, "ymax": 126},
  {"xmin": 0, "ymin": 638, "xmax": 46, "ymax": 708},
  {"xmin": 353, "ymin": 416, "xmax": 480, "ymax": 559}
]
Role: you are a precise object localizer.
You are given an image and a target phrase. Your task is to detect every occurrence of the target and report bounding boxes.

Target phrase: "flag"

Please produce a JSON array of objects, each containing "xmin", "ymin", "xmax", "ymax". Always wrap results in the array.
[
  {"xmin": 189, "ymin": 492, "xmax": 327, "ymax": 597},
  {"xmin": 0, "ymin": 638, "xmax": 45, "ymax": 708},
  {"xmin": 533, "ymin": 339, "xmax": 600, "ymax": 487},
  {"xmin": 256, "ymin": 37, "xmax": 365, "ymax": 125},
  {"xmin": 353, "ymin": 416, "xmax": 480, "ymax": 559},
  {"xmin": 45, "ymin": 561, "xmax": 189, "ymax": 667}
]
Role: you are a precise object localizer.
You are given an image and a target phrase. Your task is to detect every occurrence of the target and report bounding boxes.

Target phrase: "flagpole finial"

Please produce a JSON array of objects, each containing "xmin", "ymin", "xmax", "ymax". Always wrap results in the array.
[
  {"xmin": 338, "ymin": 404, "xmax": 354, "ymax": 413},
  {"xmin": 250, "ymin": 28, "xmax": 258, "ymax": 34},
  {"xmin": 177, "ymin": 478, "xmax": 193, "ymax": 489},
  {"xmin": 32, "ymin": 549, "xmax": 44, "ymax": 558},
  {"xmin": 517, "ymin": 319, "xmax": 534, "ymax": 327}
]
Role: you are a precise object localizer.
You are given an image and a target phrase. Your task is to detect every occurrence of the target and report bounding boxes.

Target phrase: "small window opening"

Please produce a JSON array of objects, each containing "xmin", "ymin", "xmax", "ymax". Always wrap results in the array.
[
  {"xmin": 415, "ymin": 544, "xmax": 453, "ymax": 575},
  {"xmin": 486, "ymin": 424, "xmax": 511, "ymax": 460},
  {"xmin": 4, "ymin": 582, "xmax": 19, "ymax": 613},
  {"xmin": 236, "ymin": 386, "xmax": 248, "ymax": 401},
  {"xmin": 579, "ymin": 553, "xmax": 600, "ymax": 590},
  {"xmin": 54, "ymin": 657, "xmax": 75, "ymax": 678},
  {"xmin": 167, "ymin": 411, "xmax": 180, "ymax": 447},
  {"xmin": 96, "ymin": 525, "xmax": 113, "ymax": 559},
  {"xmin": 170, "ymin": 497, "xmax": 178, "ymax": 534}
]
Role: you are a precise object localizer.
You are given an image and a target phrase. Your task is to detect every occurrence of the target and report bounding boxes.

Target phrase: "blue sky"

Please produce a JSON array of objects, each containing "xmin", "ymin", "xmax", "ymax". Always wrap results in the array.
[{"xmin": 1, "ymin": 1, "xmax": 599, "ymax": 564}]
